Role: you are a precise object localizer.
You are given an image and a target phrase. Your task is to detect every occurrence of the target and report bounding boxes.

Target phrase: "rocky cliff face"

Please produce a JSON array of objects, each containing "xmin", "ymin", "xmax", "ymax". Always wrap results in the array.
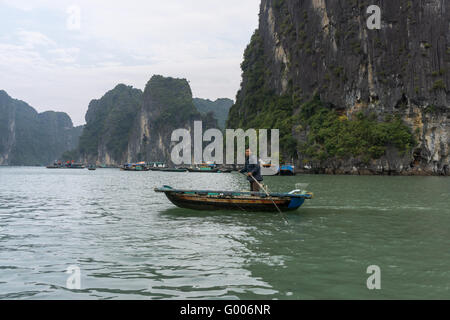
[
  {"xmin": 127, "ymin": 75, "xmax": 217, "ymax": 164},
  {"xmin": 77, "ymin": 84, "xmax": 143, "ymax": 164},
  {"xmin": 75, "ymin": 76, "xmax": 217, "ymax": 165},
  {"xmin": 228, "ymin": 0, "xmax": 449, "ymax": 175},
  {"xmin": 0, "ymin": 91, "xmax": 16, "ymax": 164},
  {"xmin": 0, "ymin": 90, "xmax": 82, "ymax": 166}
]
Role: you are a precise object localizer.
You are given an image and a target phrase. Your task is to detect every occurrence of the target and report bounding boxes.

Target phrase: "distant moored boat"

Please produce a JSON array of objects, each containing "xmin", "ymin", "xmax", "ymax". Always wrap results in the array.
[
  {"xmin": 46, "ymin": 161, "xmax": 84, "ymax": 169},
  {"xmin": 279, "ymin": 165, "xmax": 295, "ymax": 176},
  {"xmin": 121, "ymin": 162, "xmax": 150, "ymax": 171}
]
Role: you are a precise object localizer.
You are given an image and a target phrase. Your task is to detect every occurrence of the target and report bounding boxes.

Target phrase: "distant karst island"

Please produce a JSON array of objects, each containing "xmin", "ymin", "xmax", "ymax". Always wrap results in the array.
[{"xmin": 0, "ymin": 76, "xmax": 233, "ymax": 167}]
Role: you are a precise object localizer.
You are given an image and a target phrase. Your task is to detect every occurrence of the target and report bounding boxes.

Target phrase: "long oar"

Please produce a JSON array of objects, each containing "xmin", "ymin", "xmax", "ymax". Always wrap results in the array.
[{"xmin": 246, "ymin": 174, "xmax": 289, "ymax": 225}]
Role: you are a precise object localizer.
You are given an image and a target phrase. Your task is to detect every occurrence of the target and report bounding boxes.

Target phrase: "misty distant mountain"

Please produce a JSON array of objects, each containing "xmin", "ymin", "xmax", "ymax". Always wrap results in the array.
[
  {"xmin": 193, "ymin": 98, "xmax": 233, "ymax": 129},
  {"xmin": 0, "ymin": 90, "xmax": 82, "ymax": 166}
]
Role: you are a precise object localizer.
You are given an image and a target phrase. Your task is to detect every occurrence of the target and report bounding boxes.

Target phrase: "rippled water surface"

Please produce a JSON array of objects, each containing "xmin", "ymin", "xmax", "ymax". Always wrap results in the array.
[{"xmin": 0, "ymin": 167, "xmax": 449, "ymax": 299}]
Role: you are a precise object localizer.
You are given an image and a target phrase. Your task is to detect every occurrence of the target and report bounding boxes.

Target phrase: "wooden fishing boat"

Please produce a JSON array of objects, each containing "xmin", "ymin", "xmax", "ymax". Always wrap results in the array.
[
  {"xmin": 46, "ymin": 161, "xmax": 84, "ymax": 169},
  {"xmin": 185, "ymin": 162, "xmax": 223, "ymax": 173},
  {"xmin": 155, "ymin": 185, "xmax": 313, "ymax": 212},
  {"xmin": 121, "ymin": 166, "xmax": 150, "ymax": 171},
  {"xmin": 67, "ymin": 163, "xmax": 85, "ymax": 169},
  {"xmin": 121, "ymin": 162, "xmax": 150, "ymax": 171},
  {"xmin": 87, "ymin": 164, "xmax": 96, "ymax": 171}
]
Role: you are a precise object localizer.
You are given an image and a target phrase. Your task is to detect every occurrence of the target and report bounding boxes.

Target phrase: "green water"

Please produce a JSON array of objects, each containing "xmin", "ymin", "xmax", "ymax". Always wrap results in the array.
[{"xmin": 0, "ymin": 167, "xmax": 449, "ymax": 299}]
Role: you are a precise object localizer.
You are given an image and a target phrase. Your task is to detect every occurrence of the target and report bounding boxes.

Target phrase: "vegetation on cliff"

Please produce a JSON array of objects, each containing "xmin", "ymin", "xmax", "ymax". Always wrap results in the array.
[
  {"xmin": 77, "ymin": 84, "xmax": 142, "ymax": 162},
  {"xmin": 0, "ymin": 90, "xmax": 82, "ymax": 166},
  {"xmin": 227, "ymin": 30, "xmax": 299, "ymax": 157},
  {"xmin": 226, "ymin": 0, "xmax": 440, "ymax": 169},
  {"xmin": 128, "ymin": 75, "xmax": 218, "ymax": 163},
  {"xmin": 296, "ymin": 96, "xmax": 415, "ymax": 163},
  {"xmin": 144, "ymin": 75, "xmax": 205, "ymax": 129}
]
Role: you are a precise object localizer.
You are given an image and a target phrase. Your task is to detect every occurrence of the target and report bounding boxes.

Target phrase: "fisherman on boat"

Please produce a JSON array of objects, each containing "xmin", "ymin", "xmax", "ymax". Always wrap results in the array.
[{"xmin": 240, "ymin": 148, "xmax": 263, "ymax": 192}]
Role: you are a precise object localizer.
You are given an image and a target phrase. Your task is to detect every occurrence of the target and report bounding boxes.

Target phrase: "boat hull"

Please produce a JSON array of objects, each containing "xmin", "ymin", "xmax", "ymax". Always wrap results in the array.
[
  {"xmin": 155, "ymin": 187, "xmax": 312, "ymax": 212},
  {"xmin": 46, "ymin": 166, "xmax": 84, "ymax": 169},
  {"xmin": 121, "ymin": 167, "xmax": 150, "ymax": 171},
  {"xmin": 186, "ymin": 168, "xmax": 220, "ymax": 173},
  {"xmin": 151, "ymin": 168, "xmax": 187, "ymax": 172},
  {"xmin": 279, "ymin": 165, "xmax": 295, "ymax": 176},
  {"xmin": 165, "ymin": 193, "xmax": 303, "ymax": 212},
  {"xmin": 279, "ymin": 169, "xmax": 295, "ymax": 176}
]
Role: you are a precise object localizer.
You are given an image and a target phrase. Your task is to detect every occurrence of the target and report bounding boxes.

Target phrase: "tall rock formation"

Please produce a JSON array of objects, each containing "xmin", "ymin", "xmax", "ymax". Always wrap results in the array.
[
  {"xmin": 77, "ymin": 84, "xmax": 143, "ymax": 164},
  {"xmin": 228, "ymin": 0, "xmax": 449, "ymax": 175},
  {"xmin": 0, "ymin": 90, "xmax": 82, "ymax": 166},
  {"xmin": 74, "ymin": 75, "xmax": 217, "ymax": 165},
  {"xmin": 127, "ymin": 75, "xmax": 217, "ymax": 163}
]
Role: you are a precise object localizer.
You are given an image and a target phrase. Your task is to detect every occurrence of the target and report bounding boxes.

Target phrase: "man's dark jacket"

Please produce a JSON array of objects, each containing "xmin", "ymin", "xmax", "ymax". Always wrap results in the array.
[{"xmin": 240, "ymin": 154, "xmax": 263, "ymax": 182}]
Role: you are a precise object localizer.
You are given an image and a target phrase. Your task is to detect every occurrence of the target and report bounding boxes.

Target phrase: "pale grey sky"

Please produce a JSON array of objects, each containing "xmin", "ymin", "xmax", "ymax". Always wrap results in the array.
[{"xmin": 0, "ymin": 0, "xmax": 260, "ymax": 125}]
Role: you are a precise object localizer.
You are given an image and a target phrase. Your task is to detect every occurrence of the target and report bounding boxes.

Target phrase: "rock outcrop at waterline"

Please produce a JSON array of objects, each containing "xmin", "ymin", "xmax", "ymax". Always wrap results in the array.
[
  {"xmin": 227, "ymin": 0, "xmax": 449, "ymax": 175},
  {"xmin": 0, "ymin": 90, "xmax": 82, "ymax": 166}
]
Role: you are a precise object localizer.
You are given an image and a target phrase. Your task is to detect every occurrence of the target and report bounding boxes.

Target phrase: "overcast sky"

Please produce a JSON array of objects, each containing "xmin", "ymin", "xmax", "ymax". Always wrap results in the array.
[{"xmin": 0, "ymin": 0, "xmax": 260, "ymax": 126}]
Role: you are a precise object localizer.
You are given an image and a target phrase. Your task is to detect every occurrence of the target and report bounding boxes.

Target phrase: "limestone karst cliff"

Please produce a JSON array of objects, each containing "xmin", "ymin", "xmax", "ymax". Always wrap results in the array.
[
  {"xmin": 73, "ymin": 76, "xmax": 218, "ymax": 165},
  {"xmin": 126, "ymin": 75, "xmax": 217, "ymax": 164},
  {"xmin": 0, "ymin": 90, "xmax": 82, "ymax": 166},
  {"xmin": 227, "ymin": 0, "xmax": 449, "ymax": 175},
  {"xmin": 76, "ymin": 84, "xmax": 143, "ymax": 164}
]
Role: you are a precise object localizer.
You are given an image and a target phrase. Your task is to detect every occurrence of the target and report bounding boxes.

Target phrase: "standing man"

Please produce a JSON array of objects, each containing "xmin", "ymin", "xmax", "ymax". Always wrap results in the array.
[{"xmin": 240, "ymin": 148, "xmax": 263, "ymax": 192}]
